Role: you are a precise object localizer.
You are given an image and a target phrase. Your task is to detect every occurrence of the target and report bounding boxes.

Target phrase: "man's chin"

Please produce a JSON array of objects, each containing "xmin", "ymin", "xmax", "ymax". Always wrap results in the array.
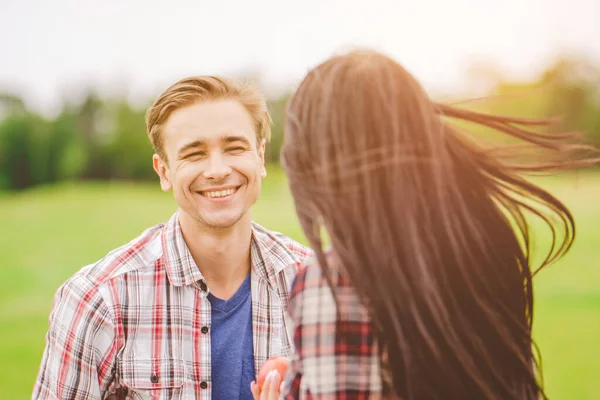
[{"xmin": 198, "ymin": 212, "xmax": 246, "ymax": 231}]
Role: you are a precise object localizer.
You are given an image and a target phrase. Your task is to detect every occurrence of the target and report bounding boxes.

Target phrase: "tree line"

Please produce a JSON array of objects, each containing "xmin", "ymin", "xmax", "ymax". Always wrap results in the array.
[{"xmin": 1, "ymin": 57, "xmax": 599, "ymax": 191}]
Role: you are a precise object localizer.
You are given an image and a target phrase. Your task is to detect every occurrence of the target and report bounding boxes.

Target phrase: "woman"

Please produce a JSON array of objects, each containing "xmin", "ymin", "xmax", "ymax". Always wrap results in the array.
[{"xmin": 253, "ymin": 50, "xmax": 598, "ymax": 399}]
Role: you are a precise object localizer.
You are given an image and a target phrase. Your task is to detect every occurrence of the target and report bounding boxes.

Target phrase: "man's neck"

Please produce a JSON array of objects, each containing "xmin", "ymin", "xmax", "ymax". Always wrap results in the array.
[{"xmin": 178, "ymin": 211, "xmax": 253, "ymax": 300}]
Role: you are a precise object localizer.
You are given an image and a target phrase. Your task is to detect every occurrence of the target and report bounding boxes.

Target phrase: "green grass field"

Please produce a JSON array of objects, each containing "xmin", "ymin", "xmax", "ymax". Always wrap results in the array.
[{"xmin": 0, "ymin": 166, "xmax": 598, "ymax": 399}]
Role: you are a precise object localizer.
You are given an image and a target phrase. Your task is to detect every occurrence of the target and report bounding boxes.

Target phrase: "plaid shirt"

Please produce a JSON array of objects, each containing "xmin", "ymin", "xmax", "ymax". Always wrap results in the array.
[
  {"xmin": 283, "ymin": 252, "xmax": 383, "ymax": 399},
  {"xmin": 33, "ymin": 212, "xmax": 312, "ymax": 400}
]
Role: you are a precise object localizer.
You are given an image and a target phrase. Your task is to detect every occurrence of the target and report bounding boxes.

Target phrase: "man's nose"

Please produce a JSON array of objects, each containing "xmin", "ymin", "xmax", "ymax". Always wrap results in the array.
[{"xmin": 202, "ymin": 153, "xmax": 232, "ymax": 180}]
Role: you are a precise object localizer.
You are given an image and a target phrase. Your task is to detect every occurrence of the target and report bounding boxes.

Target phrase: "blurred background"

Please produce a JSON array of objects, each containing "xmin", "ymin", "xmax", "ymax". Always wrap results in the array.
[{"xmin": 1, "ymin": 0, "xmax": 599, "ymax": 398}]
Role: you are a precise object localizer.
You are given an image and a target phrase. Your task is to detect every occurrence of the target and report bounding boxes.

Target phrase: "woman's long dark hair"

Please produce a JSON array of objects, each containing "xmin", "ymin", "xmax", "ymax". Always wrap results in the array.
[{"xmin": 281, "ymin": 50, "xmax": 598, "ymax": 400}]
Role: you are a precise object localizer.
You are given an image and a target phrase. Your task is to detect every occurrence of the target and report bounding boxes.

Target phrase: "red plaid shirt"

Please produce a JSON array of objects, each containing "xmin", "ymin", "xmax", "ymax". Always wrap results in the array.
[
  {"xmin": 283, "ymin": 251, "xmax": 383, "ymax": 399},
  {"xmin": 33, "ymin": 212, "xmax": 312, "ymax": 399}
]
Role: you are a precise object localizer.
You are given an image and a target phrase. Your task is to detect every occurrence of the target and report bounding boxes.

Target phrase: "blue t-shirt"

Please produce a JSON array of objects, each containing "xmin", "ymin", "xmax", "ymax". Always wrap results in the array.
[{"xmin": 208, "ymin": 273, "xmax": 255, "ymax": 400}]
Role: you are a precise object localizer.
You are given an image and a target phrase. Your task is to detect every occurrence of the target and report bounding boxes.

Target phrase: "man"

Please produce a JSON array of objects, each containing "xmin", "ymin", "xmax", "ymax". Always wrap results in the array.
[{"xmin": 33, "ymin": 76, "xmax": 312, "ymax": 399}]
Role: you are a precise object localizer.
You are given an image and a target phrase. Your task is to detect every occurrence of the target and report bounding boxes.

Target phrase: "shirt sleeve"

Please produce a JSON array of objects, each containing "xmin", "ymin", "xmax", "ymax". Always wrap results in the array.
[
  {"xmin": 32, "ymin": 273, "xmax": 116, "ymax": 400},
  {"xmin": 283, "ymin": 265, "xmax": 308, "ymax": 400}
]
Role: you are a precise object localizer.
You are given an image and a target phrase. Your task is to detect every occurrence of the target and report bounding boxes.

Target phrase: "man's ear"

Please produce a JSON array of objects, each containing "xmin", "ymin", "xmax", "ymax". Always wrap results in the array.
[
  {"xmin": 258, "ymin": 138, "xmax": 267, "ymax": 178},
  {"xmin": 153, "ymin": 154, "xmax": 172, "ymax": 192}
]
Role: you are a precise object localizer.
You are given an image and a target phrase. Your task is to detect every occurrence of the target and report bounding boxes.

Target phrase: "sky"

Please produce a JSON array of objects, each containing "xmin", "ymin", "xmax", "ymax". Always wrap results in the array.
[{"xmin": 1, "ymin": 0, "xmax": 599, "ymax": 116}]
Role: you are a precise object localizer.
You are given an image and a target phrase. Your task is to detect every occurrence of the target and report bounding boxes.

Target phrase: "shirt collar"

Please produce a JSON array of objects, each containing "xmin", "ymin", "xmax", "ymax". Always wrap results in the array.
[{"xmin": 162, "ymin": 212, "xmax": 294, "ymax": 289}]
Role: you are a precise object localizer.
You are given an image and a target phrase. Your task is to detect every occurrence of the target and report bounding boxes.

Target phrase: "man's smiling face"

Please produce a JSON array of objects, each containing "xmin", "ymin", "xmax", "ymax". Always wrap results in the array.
[{"xmin": 153, "ymin": 99, "xmax": 266, "ymax": 231}]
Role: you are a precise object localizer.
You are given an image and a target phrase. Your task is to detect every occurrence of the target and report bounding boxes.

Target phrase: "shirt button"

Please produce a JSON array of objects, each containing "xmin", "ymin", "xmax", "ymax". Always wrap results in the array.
[
  {"xmin": 201, "ymin": 326, "xmax": 209, "ymax": 334},
  {"xmin": 200, "ymin": 381, "xmax": 208, "ymax": 389},
  {"xmin": 150, "ymin": 373, "xmax": 159, "ymax": 383},
  {"xmin": 199, "ymin": 281, "xmax": 208, "ymax": 292}
]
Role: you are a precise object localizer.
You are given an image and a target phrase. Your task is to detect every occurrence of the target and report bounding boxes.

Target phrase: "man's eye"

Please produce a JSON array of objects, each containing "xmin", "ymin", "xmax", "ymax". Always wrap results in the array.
[
  {"xmin": 227, "ymin": 147, "xmax": 246, "ymax": 153},
  {"xmin": 187, "ymin": 152, "xmax": 206, "ymax": 158}
]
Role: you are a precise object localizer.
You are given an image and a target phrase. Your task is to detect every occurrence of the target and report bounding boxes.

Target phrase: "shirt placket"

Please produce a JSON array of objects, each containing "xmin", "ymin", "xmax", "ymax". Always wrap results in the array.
[{"xmin": 194, "ymin": 280, "xmax": 213, "ymax": 400}]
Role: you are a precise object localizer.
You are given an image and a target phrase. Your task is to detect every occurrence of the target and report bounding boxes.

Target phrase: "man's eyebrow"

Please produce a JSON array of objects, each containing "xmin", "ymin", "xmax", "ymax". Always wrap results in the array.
[
  {"xmin": 177, "ymin": 140, "xmax": 205, "ymax": 157},
  {"xmin": 222, "ymin": 135, "xmax": 252, "ymax": 146}
]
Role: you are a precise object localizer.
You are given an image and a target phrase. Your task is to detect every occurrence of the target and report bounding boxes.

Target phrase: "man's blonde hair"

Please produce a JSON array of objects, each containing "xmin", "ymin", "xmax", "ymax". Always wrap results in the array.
[{"xmin": 146, "ymin": 76, "xmax": 272, "ymax": 161}]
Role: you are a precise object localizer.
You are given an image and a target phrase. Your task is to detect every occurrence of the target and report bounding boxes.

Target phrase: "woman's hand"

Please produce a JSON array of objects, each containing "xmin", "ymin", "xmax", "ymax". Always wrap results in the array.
[{"xmin": 251, "ymin": 370, "xmax": 283, "ymax": 400}]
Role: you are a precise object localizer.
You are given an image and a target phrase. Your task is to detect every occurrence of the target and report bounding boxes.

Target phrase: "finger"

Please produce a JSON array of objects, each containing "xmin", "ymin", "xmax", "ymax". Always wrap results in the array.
[
  {"xmin": 270, "ymin": 371, "xmax": 281, "ymax": 391},
  {"xmin": 250, "ymin": 381, "xmax": 260, "ymax": 400},
  {"xmin": 261, "ymin": 374, "xmax": 271, "ymax": 400},
  {"xmin": 269, "ymin": 371, "xmax": 281, "ymax": 399},
  {"xmin": 261, "ymin": 370, "xmax": 280, "ymax": 400}
]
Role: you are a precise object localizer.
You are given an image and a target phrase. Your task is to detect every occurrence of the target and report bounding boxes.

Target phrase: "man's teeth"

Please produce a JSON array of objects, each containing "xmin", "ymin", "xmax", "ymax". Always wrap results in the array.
[{"xmin": 201, "ymin": 188, "xmax": 236, "ymax": 198}]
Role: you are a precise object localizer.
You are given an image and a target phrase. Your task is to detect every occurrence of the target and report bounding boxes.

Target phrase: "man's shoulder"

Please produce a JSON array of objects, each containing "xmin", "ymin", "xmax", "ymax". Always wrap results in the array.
[
  {"xmin": 251, "ymin": 222, "xmax": 313, "ymax": 264},
  {"xmin": 65, "ymin": 221, "xmax": 166, "ymax": 291}
]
